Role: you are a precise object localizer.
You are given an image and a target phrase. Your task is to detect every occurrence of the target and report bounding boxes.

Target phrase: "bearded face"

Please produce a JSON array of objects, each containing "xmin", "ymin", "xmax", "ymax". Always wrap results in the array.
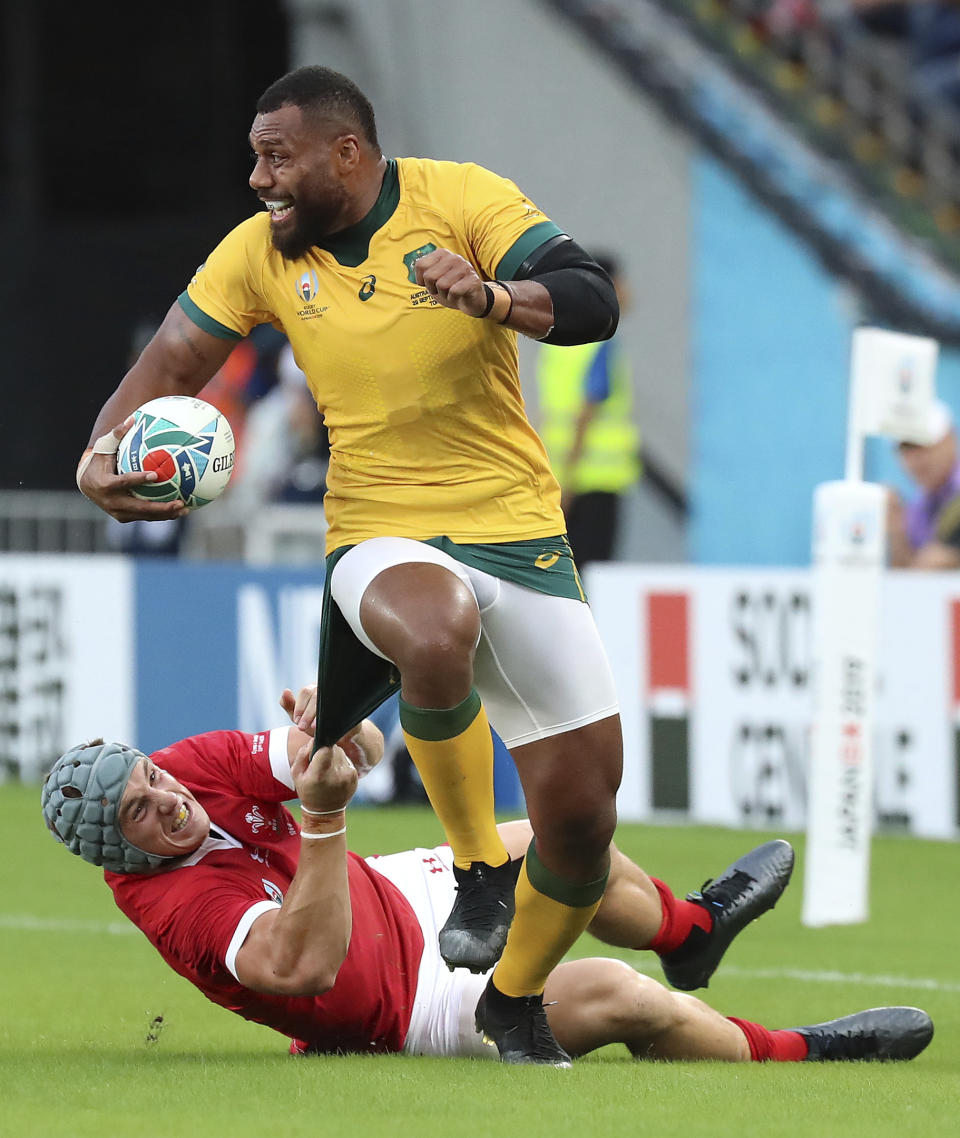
[
  {"xmin": 263, "ymin": 175, "xmax": 352, "ymax": 260},
  {"xmin": 249, "ymin": 105, "xmax": 356, "ymax": 261}
]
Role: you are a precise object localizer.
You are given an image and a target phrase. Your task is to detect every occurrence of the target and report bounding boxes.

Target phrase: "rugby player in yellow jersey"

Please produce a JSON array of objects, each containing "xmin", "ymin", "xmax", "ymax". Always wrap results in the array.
[{"xmin": 76, "ymin": 66, "xmax": 790, "ymax": 1064}]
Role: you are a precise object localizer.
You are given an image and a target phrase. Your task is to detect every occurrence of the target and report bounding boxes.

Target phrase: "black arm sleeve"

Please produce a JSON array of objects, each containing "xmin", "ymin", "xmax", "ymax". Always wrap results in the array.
[{"xmin": 508, "ymin": 235, "xmax": 619, "ymax": 346}]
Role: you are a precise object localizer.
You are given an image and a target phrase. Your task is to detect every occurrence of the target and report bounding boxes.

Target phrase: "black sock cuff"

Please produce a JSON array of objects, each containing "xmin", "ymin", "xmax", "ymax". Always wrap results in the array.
[{"xmin": 524, "ymin": 838, "xmax": 608, "ymax": 908}]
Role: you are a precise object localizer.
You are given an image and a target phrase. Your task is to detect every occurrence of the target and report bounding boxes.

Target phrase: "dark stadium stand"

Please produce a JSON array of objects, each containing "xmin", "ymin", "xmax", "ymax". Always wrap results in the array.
[{"xmin": 542, "ymin": 0, "xmax": 960, "ymax": 343}]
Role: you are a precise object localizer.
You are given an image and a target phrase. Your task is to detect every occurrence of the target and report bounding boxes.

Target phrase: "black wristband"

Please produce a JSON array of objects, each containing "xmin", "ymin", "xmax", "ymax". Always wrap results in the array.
[
  {"xmin": 497, "ymin": 281, "xmax": 515, "ymax": 325},
  {"xmin": 478, "ymin": 283, "xmax": 496, "ymax": 318}
]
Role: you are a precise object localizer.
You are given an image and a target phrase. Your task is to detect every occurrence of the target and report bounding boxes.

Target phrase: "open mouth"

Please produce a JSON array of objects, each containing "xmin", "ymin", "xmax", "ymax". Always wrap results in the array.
[
  {"xmin": 171, "ymin": 802, "xmax": 189, "ymax": 833},
  {"xmin": 263, "ymin": 199, "xmax": 294, "ymax": 222}
]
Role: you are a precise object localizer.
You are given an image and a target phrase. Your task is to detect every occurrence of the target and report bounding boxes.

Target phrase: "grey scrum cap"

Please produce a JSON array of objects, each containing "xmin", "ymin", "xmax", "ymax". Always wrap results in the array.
[{"xmin": 41, "ymin": 741, "xmax": 172, "ymax": 874}]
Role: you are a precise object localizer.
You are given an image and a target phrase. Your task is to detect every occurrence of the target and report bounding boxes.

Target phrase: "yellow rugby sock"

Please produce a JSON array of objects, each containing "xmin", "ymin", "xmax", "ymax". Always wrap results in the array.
[
  {"xmin": 492, "ymin": 842, "xmax": 608, "ymax": 997},
  {"xmin": 400, "ymin": 690, "xmax": 509, "ymax": 871}
]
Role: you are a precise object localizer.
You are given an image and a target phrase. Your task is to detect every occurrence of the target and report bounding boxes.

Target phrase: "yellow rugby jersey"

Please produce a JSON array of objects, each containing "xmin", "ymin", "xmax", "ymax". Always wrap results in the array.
[{"xmin": 181, "ymin": 157, "xmax": 567, "ymax": 553}]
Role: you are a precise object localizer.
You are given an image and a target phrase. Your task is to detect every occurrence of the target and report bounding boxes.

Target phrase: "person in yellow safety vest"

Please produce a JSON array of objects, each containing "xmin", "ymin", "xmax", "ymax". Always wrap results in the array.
[{"xmin": 536, "ymin": 254, "xmax": 641, "ymax": 566}]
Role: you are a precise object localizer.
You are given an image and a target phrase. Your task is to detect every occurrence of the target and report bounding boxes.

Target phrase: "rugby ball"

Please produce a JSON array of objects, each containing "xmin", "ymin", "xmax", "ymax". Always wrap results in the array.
[{"xmin": 117, "ymin": 396, "xmax": 235, "ymax": 509}]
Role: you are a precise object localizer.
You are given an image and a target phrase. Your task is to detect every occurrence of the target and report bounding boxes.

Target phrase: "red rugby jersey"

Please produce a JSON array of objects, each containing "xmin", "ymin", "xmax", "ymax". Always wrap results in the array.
[{"xmin": 107, "ymin": 729, "xmax": 424, "ymax": 1053}]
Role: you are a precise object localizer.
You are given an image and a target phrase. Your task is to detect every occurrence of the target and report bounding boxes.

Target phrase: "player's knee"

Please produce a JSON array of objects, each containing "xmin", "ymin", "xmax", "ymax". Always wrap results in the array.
[
  {"xmin": 615, "ymin": 968, "xmax": 683, "ymax": 1039},
  {"xmin": 393, "ymin": 602, "xmax": 480, "ymax": 676},
  {"xmin": 538, "ymin": 799, "xmax": 616, "ymax": 864},
  {"xmin": 366, "ymin": 569, "xmax": 480, "ymax": 676},
  {"xmin": 592, "ymin": 961, "xmax": 676, "ymax": 1037},
  {"xmin": 552, "ymin": 783, "xmax": 618, "ymax": 848}
]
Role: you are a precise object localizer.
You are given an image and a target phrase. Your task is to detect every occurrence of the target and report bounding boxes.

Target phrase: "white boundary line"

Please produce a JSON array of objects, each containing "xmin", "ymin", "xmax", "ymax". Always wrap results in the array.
[
  {"xmin": 629, "ymin": 961, "xmax": 960, "ymax": 994},
  {"xmin": 1, "ymin": 914, "xmax": 137, "ymax": 936},
  {"xmin": 5, "ymin": 913, "xmax": 959, "ymax": 994},
  {"xmin": 715, "ymin": 964, "xmax": 960, "ymax": 995}
]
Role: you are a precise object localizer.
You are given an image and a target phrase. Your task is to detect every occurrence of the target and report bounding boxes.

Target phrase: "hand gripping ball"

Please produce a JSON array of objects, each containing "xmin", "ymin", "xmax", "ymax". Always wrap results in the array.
[{"xmin": 117, "ymin": 395, "xmax": 235, "ymax": 509}]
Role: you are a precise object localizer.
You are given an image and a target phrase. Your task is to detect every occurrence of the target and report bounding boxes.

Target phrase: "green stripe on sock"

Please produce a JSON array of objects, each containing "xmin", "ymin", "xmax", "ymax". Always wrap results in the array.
[
  {"xmin": 399, "ymin": 689, "xmax": 482, "ymax": 741},
  {"xmin": 524, "ymin": 839, "xmax": 609, "ymax": 908}
]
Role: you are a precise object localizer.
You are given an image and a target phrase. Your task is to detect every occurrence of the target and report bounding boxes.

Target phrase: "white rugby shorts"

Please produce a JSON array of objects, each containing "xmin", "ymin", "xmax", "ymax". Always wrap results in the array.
[
  {"xmin": 366, "ymin": 844, "xmax": 494, "ymax": 1059},
  {"xmin": 330, "ymin": 537, "xmax": 618, "ymax": 747}
]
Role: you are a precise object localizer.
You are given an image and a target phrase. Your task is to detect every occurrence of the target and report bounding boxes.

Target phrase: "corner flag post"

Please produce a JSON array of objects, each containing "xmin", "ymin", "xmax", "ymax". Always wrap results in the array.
[{"xmin": 802, "ymin": 327, "xmax": 939, "ymax": 928}]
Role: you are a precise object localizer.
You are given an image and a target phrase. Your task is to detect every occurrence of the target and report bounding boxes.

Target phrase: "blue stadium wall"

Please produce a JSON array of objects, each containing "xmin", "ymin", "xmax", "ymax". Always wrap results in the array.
[{"xmin": 691, "ymin": 154, "xmax": 960, "ymax": 566}]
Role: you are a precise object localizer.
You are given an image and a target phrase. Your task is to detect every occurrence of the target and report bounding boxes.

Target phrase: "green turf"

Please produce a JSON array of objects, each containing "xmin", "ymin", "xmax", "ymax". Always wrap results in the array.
[{"xmin": 2, "ymin": 785, "xmax": 958, "ymax": 1137}]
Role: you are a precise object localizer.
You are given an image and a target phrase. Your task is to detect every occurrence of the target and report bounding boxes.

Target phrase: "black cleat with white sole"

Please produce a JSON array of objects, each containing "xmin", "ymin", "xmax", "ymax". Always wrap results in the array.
[
  {"xmin": 660, "ymin": 839, "xmax": 795, "ymax": 991},
  {"xmin": 439, "ymin": 858, "xmax": 522, "ymax": 974},
  {"xmin": 796, "ymin": 1007, "xmax": 934, "ymax": 1062},
  {"xmin": 475, "ymin": 978, "xmax": 572, "ymax": 1067}
]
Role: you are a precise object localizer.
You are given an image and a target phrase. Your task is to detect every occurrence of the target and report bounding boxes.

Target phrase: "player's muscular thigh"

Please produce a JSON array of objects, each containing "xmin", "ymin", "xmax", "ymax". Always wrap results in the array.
[{"xmin": 359, "ymin": 563, "xmax": 481, "ymax": 705}]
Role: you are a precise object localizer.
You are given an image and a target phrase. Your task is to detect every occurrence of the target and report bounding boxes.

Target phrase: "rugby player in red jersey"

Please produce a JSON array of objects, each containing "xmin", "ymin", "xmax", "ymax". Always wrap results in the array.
[{"xmin": 42, "ymin": 685, "xmax": 932, "ymax": 1066}]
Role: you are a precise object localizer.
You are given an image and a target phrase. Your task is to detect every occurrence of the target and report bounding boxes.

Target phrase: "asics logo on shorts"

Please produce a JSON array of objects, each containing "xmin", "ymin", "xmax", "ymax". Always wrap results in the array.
[{"xmin": 535, "ymin": 551, "xmax": 563, "ymax": 570}]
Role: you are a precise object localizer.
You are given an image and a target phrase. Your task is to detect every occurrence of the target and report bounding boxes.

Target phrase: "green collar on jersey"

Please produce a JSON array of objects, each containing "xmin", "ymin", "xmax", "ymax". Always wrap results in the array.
[{"xmin": 318, "ymin": 159, "xmax": 400, "ymax": 267}]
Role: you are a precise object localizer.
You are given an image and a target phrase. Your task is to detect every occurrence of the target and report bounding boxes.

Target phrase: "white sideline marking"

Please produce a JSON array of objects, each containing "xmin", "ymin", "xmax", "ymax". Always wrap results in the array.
[
  {"xmin": 689, "ymin": 964, "xmax": 960, "ymax": 995},
  {"xmin": 0, "ymin": 914, "xmax": 137, "ymax": 936},
  {"xmin": 5, "ymin": 915, "xmax": 959, "ymax": 994}
]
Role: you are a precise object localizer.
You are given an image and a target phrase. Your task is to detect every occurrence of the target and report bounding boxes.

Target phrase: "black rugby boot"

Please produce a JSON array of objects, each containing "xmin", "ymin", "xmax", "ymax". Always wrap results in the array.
[
  {"xmin": 661, "ymin": 839, "xmax": 795, "ymax": 991},
  {"xmin": 795, "ymin": 1007, "xmax": 934, "ymax": 1062},
  {"xmin": 475, "ymin": 978, "xmax": 572, "ymax": 1067},
  {"xmin": 439, "ymin": 857, "xmax": 521, "ymax": 973}
]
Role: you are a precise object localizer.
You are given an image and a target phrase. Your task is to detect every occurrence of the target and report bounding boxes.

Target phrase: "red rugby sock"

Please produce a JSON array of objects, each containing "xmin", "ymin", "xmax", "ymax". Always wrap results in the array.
[
  {"xmin": 728, "ymin": 1017, "xmax": 809, "ymax": 1062},
  {"xmin": 646, "ymin": 877, "xmax": 713, "ymax": 953}
]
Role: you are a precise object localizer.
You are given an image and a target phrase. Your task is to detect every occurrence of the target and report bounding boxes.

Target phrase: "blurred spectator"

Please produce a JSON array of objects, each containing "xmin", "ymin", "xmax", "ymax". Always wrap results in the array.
[
  {"xmin": 765, "ymin": 0, "xmax": 823, "ymax": 38},
  {"xmin": 242, "ymin": 323, "xmax": 293, "ymax": 404},
  {"xmin": 200, "ymin": 322, "xmax": 291, "ymax": 476},
  {"xmin": 840, "ymin": 0, "xmax": 909, "ymax": 39},
  {"xmin": 226, "ymin": 342, "xmax": 329, "ymax": 510},
  {"xmin": 197, "ymin": 338, "xmax": 257, "ymax": 458},
  {"xmin": 847, "ymin": 0, "xmax": 960, "ymax": 108},
  {"xmin": 535, "ymin": 254, "xmax": 641, "ymax": 567},
  {"xmin": 763, "ymin": 0, "xmax": 960, "ymax": 109},
  {"xmin": 908, "ymin": 1, "xmax": 960, "ymax": 106},
  {"xmin": 886, "ymin": 398, "xmax": 960, "ymax": 568}
]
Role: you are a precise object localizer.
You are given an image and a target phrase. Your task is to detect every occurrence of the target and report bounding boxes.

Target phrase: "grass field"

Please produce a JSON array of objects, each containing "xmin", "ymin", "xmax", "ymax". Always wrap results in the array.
[{"xmin": 2, "ymin": 784, "xmax": 958, "ymax": 1138}]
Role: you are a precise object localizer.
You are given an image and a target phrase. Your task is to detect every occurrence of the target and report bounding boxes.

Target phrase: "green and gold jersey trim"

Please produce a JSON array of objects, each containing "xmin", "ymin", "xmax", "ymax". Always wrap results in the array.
[
  {"xmin": 496, "ymin": 220, "xmax": 565, "ymax": 281},
  {"xmin": 177, "ymin": 290, "xmax": 243, "ymax": 341},
  {"xmin": 427, "ymin": 536, "xmax": 586, "ymax": 601},
  {"xmin": 314, "ymin": 535, "xmax": 584, "ymax": 748},
  {"xmin": 398, "ymin": 689, "xmax": 482, "ymax": 741},
  {"xmin": 318, "ymin": 159, "xmax": 401, "ymax": 267},
  {"xmin": 324, "ymin": 535, "xmax": 586, "ymax": 602}
]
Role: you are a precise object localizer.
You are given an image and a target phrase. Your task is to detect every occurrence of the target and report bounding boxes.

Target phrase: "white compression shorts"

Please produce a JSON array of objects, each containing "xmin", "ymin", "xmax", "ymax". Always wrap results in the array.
[
  {"xmin": 367, "ymin": 844, "xmax": 494, "ymax": 1059},
  {"xmin": 330, "ymin": 537, "xmax": 619, "ymax": 747}
]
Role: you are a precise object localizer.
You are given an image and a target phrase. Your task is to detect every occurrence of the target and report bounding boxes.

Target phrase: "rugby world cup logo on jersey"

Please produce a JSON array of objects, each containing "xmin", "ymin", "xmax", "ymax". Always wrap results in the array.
[
  {"xmin": 293, "ymin": 270, "xmax": 328, "ymax": 321},
  {"xmin": 295, "ymin": 270, "xmax": 319, "ymax": 303}
]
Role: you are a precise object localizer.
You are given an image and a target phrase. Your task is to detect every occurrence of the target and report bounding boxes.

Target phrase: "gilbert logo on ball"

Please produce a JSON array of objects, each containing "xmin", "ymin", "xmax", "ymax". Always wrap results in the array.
[{"xmin": 117, "ymin": 396, "xmax": 235, "ymax": 509}]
